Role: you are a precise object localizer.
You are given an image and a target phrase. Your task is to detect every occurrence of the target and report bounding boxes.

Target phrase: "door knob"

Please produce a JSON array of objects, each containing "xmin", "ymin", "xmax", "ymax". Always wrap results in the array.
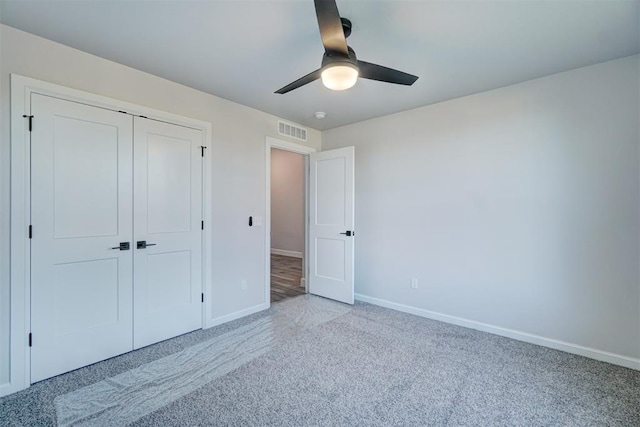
[
  {"xmin": 339, "ymin": 231, "xmax": 354, "ymax": 237},
  {"xmin": 136, "ymin": 241, "xmax": 157, "ymax": 249},
  {"xmin": 111, "ymin": 242, "xmax": 130, "ymax": 250}
]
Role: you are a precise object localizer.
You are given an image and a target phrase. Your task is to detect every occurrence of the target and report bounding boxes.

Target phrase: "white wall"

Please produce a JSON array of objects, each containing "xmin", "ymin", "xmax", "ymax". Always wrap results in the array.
[
  {"xmin": 323, "ymin": 55, "xmax": 640, "ymax": 364},
  {"xmin": 270, "ymin": 148, "xmax": 304, "ymax": 255},
  {"xmin": 0, "ymin": 24, "xmax": 321, "ymax": 388}
]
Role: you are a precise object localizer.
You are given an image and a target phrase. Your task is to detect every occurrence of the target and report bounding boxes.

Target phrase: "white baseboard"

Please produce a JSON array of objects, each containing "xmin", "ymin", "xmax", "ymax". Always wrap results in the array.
[
  {"xmin": 300, "ymin": 278, "xmax": 306, "ymax": 288},
  {"xmin": 271, "ymin": 248, "xmax": 303, "ymax": 258},
  {"xmin": 355, "ymin": 293, "xmax": 640, "ymax": 371},
  {"xmin": 205, "ymin": 302, "xmax": 270, "ymax": 329}
]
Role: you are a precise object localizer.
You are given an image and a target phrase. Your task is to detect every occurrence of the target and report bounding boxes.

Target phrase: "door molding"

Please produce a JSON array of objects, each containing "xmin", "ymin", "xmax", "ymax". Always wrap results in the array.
[
  {"xmin": 7, "ymin": 74, "xmax": 213, "ymax": 396},
  {"xmin": 264, "ymin": 137, "xmax": 316, "ymax": 307}
]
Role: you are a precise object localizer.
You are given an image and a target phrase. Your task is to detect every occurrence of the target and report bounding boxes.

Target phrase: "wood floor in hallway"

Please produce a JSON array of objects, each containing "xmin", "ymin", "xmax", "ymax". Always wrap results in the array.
[{"xmin": 271, "ymin": 254, "xmax": 305, "ymax": 303}]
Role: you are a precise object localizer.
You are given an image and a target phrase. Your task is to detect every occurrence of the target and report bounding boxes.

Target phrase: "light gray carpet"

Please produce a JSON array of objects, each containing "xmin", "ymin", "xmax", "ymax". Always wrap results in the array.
[
  {"xmin": 1, "ymin": 296, "xmax": 639, "ymax": 426},
  {"xmin": 55, "ymin": 297, "xmax": 349, "ymax": 426}
]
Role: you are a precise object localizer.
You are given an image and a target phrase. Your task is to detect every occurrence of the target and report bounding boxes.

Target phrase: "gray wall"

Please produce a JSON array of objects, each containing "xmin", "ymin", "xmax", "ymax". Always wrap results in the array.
[
  {"xmin": 270, "ymin": 148, "xmax": 304, "ymax": 255},
  {"xmin": 0, "ymin": 24, "xmax": 321, "ymax": 388},
  {"xmin": 323, "ymin": 55, "xmax": 640, "ymax": 361}
]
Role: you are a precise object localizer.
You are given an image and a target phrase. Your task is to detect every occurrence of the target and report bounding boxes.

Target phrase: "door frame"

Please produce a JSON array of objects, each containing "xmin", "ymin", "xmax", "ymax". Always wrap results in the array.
[
  {"xmin": 264, "ymin": 137, "xmax": 316, "ymax": 306},
  {"xmin": 7, "ymin": 74, "xmax": 213, "ymax": 396}
]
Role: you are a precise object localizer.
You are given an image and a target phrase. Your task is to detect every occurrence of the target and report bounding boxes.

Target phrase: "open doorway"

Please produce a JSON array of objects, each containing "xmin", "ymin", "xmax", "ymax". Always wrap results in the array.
[
  {"xmin": 265, "ymin": 137, "xmax": 316, "ymax": 306},
  {"xmin": 265, "ymin": 137, "xmax": 355, "ymax": 306},
  {"xmin": 270, "ymin": 148, "xmax": 306, "ymax": 302}
]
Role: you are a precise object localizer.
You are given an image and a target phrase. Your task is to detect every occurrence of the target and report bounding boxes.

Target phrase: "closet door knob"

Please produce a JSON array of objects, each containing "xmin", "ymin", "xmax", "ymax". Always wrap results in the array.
[
  {"xmin": 136, "ymin": 241, "xmax": 157, "ymax": 249},
  {"xmin": 111, "ymin": 242, "xmax": 130, "ymax": 250}
]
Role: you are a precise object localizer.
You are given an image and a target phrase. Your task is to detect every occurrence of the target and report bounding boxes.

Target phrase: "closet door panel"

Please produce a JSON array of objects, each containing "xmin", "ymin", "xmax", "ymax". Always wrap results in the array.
[
  {"xmin": 30, "ymin": 94, "xmax": 134, "ymax": 383},
  {"xmin": 133, "ymin": 117, "xmax": 203, "ymax": 349}
]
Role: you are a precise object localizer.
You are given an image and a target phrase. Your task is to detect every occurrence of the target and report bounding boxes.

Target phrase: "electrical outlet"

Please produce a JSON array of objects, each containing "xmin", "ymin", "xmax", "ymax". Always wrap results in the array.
[
  {"xmin": 241, "ymin": 280, "xmax": 247, "ymax": 290},
  {"xmin": 411, "ymin": 278, "xmax": 418, "ymax": 289}
]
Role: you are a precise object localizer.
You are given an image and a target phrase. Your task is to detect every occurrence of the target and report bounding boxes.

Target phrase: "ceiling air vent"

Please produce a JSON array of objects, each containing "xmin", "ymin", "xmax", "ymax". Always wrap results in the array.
[{"xmin": 278, "ymin": 121, "xmax": 307, "ymax": 142}]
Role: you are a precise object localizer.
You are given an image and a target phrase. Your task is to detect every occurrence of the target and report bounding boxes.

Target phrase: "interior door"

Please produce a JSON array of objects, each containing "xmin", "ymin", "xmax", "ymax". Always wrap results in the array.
[
  {"xmin": 308, "ymin": 146, "xmax": 355, "ymax": 304},
  {"xmin": 133, "ymin": 117, "xmax": 203, "ymax": 349},
  {"xmin": 30, "ymin": 94, "xmax": 134, "ymax": 382}
]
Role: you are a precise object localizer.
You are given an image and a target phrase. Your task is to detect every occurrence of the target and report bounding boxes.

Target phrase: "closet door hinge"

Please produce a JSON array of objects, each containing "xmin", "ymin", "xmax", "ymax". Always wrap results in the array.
[
  {"xmin": 23, "ymin": 115, "xmax": 34, "ymax": 132},
  {"xmin": 201, "ymin": 146, "xmax": 207, "ymax": 157},
  {"xmin": 201, "ymin": 220, "xmax": 204, "ymax": 230},
  {"xmin": 201, "ymin": 293, "xmax": 204, "ymax": 303},
  {"xmin": 28, "ymin": 333, "xmax": 32, "ymax": 347},
  {"xmin": 29, "ymin": 225, "xmax": 33, "ymax": 239}
]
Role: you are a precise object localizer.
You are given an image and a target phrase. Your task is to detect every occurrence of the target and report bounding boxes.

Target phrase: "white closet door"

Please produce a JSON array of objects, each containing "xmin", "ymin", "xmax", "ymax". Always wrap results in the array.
[
  {"xmin": 133, "ymin": 117, "xmax": 203, "ymax": 349},
  {"xmin": 30, "ymin": 94, "xmax": 134, "ymax": 382}
]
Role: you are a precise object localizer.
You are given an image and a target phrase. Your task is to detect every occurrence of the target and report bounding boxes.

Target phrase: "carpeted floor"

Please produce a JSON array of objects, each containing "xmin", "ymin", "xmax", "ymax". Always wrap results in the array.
[
  {"xmin": 271, "ymin": 254, "xmax": 305, "ymax": 302},
  {"xmin": 1, "ymin": 295, "xmax": 639, "ymax": 426}
]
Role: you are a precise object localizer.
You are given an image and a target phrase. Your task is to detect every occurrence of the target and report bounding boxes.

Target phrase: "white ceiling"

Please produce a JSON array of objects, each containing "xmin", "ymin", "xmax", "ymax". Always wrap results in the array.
[{"xmin": 1, "ymin": 0, "xmax": 638, "ymax": 131}]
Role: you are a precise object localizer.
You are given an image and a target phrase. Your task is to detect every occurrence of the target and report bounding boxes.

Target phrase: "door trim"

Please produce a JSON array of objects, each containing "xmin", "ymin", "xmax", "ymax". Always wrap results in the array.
[
  {"xmin": 264, "ymin": 137, "xmax": 316, "ymax": 307},
  {"xmin": 7, "ymin": 74, "xmax": 213, "ymax": 396}
]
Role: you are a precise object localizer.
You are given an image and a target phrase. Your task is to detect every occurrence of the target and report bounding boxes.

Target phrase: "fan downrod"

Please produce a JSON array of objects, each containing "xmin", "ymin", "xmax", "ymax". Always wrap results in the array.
[{"xmin": 341, "ymin": 17, "xmax": 352, "ymax": 39}]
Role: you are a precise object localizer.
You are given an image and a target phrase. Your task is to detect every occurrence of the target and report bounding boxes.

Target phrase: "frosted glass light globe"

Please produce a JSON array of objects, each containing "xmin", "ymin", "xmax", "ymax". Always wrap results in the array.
[{"xmin": 321, "ymin": 64, "xmax": 358, "ymax": 90}]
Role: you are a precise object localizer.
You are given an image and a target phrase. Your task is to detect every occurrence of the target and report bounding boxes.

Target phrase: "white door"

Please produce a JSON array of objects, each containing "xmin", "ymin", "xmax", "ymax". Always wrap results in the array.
[
  {"xmin": 308, "ymin": 147, "xmax": 355, "ymax": 304},
  {"xmin": 133, "ymin": 117, "xmax": 203, "ymax": 349},
  {"xmin": 30, "ymin": 94, "xmax": 134, "ymax": 382}
]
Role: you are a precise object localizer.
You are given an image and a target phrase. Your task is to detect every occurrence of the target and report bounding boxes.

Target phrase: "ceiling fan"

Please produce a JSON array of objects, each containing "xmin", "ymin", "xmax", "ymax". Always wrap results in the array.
[{"xmin": 275, "ymin": 0, "xmax": 419, "ymax": 94}]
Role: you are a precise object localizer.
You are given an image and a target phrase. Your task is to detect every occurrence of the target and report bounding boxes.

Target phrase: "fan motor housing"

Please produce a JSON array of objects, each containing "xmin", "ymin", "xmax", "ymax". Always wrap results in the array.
[{"xmin": 322, "ymin": 46, "xmax": 358, "ymax": 69}]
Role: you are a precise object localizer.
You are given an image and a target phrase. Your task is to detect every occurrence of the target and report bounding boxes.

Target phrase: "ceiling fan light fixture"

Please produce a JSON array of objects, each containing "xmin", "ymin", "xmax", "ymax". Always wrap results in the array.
[
  {"xmin": 273, "ymin": 1, "xmax": 418, "ymax": 94},
  {"xmin": 321, "ymin": 63, "xmax": 358, "ymax": 90}
]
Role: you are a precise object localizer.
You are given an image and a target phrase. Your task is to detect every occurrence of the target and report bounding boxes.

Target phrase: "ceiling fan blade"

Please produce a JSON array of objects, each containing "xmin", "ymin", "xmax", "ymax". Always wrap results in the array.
[
  {"xmin": 314, "ymin": 0, "xmax": 348, "ymax": 55},
  {"xmin": 275, "ymin": 69, "xmax": 322, "ymax": 94},
  {"xmin": 357, "ymin": 60, "xmax": 419, "ymax": 86}
]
